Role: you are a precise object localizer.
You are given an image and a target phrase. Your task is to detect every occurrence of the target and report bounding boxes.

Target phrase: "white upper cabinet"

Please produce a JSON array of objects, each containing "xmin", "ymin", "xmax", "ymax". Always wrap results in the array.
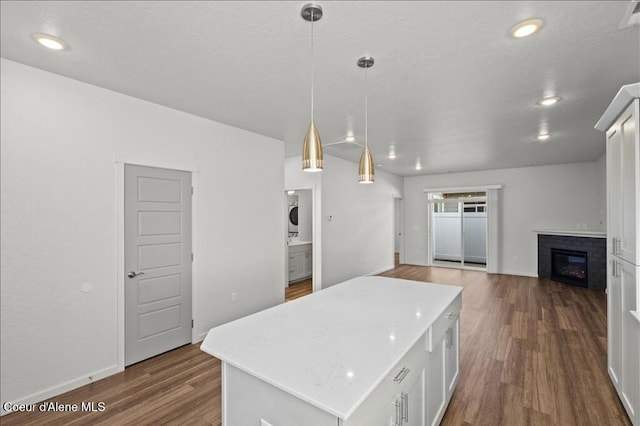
[
  {"xmin": 600, "ymin": 84, "xmax": 640, "ymax": 426},
  {"xmin": 606, "ymin": 98, "xmax": 639, "ymax": 265}
]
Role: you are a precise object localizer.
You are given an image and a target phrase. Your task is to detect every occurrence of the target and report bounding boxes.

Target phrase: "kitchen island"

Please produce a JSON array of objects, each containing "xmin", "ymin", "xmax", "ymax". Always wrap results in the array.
[{"xmin": 201, "ymin": 276, "xmax": 462, "ymax": 426}]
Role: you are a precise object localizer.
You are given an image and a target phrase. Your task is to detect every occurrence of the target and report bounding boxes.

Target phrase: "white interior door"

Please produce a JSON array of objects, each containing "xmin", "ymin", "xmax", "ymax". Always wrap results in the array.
[{"xmin": 125, "ymin": 164, "xmax": 192, "ymax": 366}]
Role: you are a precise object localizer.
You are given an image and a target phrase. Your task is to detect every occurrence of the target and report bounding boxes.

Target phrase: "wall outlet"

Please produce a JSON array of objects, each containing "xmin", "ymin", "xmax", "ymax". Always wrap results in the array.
[{"xmin": 231, "ymin": 292, "xmax": 238, "ymax": 303}]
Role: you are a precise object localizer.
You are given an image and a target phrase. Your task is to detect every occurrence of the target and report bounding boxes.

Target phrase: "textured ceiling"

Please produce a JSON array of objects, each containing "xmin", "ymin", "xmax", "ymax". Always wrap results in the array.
[{"xmin": 1, "ymin": 1, "xmax": 639, "ymax": 176}]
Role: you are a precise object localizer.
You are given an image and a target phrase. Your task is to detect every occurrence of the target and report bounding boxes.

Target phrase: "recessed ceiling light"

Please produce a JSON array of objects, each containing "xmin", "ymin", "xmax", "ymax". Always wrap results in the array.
[
  {"xmin": 376, "ymin": 163, "xmax": 383, "ymax": 167},
  {"xmin": 33, "ymin": 33, "xmax": 68, "ymax": 50},
  {"xmin": 537, "ymin": 133, "xmax": 551, "ymax": 141},
  {"xmin": 388, "ymin": 146, "xmax": 396, "ymax": 159},
  {"xmin": 415, "ymin": 160, "xmax": 422, "ymax": 170},
  {"xmin": 537, "ymin": 96, "xmax": 560, "ymax": 106},
  {"xmin": 345, "ymin": 135, "xmax": 356, "ymax": 142},
  {"xmin": 511, "ymin": 19, "xmax": 543, "ymax": 38}
]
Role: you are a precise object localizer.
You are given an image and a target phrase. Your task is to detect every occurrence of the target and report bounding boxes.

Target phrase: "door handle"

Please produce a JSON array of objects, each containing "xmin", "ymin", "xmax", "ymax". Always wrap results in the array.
[
  {"xmin": 401, "ymin": 392, "xmax": 409, "ymax": 422},
  {"xmin": 127, "ymin": 271, "xmax": 145, "ymax": 278}
]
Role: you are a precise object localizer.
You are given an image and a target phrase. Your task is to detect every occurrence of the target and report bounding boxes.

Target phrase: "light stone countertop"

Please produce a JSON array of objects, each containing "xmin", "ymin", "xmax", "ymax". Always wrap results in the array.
[{"xmin": 201, "ymin": 276, "xmax": 462, "ymax": 420}]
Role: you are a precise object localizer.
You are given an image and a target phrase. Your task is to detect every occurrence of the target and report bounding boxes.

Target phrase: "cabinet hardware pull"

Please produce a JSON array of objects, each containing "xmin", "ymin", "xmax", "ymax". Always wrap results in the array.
[
  {"xmin": 393, "ymin": 367, "xmax": 410, "ymax": 383},
  {"xmin": 614, "ymin": 237, "xmax": 622, "ymax": 256},
  {"xmin": 394, "ymin": 398, "xmax": 402, "ymax": 426},
  {"xmin": 401, "ymin": 392, "xmax": 409, "ymax": 422},
  {"xmin": 446, "ymin": 312, "xmax": 455, "ymax": 319}
]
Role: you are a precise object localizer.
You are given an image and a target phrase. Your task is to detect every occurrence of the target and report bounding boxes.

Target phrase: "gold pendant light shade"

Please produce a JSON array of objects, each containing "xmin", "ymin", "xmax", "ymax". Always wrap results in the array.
[
  {"xmin": 358, "ymin": 143, "xmax": 375, "ymax": 183},
  {"xmin": 302, "ymin": 120, "xmax": 323, "ymax": 172}
]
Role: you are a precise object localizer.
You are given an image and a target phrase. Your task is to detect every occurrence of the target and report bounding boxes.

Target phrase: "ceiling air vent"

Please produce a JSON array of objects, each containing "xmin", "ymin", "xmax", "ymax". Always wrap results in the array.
[{"xmin": 619, "ymin": 0, "xmax": 640, "ymax": 29}]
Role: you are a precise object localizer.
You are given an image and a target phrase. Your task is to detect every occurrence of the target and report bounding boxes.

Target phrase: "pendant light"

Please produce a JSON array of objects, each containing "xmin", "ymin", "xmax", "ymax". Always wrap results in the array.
[
  {"xmin": 358, "ymin": 56, "xmax": 375, "ymax": 183},
  {"xmin": 301, "ymin": 3, "xmax": 323, "ymax": 172}
]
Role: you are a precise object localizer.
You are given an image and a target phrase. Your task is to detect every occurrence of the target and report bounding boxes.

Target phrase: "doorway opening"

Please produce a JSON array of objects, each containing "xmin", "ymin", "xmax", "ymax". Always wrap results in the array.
[
  {"xmin": 429, "ymin": 191, "xmax": 487, "ymax": 271},
  {"xmin": 394, "ymin": 196, "xmax": 405, "ymax": 267},
  {"xmin": 285, "ymin": 189, "xmax": 314, "ymax": 300}
]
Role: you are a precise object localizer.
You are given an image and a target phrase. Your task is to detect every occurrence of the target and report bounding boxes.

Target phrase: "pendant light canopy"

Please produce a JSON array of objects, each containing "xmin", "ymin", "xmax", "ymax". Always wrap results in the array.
[
  {"xmin": 358, "ymin": 56, "xmax": 375, "ymax": 184},
  {"xmin": 301, "ymin": 3, "xmax": 323, "ymax": 172}
]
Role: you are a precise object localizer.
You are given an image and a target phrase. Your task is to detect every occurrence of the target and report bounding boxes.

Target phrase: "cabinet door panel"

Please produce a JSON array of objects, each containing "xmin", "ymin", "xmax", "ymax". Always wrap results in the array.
[
  {"xmin": 619, "ymin": 102, "xmax": 638, "ymax": 264},
  {"xmin": 607, "ymin": 124, "xmax": 622, "ymax": 256},
  {"xmin": 366, "ymin": 395, "xmax": 399, "ymax": 426},
  {"xmin": 445, "ymin": 318, "xmax": 460, "ymax": 396},
  {"xmin": 288, "ymin": 252, "xmax": 304, "ymax": 282},
  {"xmin": 608, "ymin": 256, "xmax": 622, "ymax": 388},
  {"xmin": 621, "ymin": 262, "xmax": 639, "ymax": 419},
  {"xmin": 426, "ymin": 339, "xmax": 446, "ymax": 426},
  {"xmin": 406, "ymin": 369, "xmax": 425, "ymax": 426},
  {"xmin": 303, "ymin": 246, "xmax": 313, "ymax": 276}
]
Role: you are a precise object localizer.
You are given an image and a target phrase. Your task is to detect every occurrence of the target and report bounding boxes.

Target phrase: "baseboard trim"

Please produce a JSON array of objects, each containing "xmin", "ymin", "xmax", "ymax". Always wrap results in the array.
[
  {"xmin": 366, "ymin": 265, "xmax": 395, "ymax": 276},
  {"xmin": 0, "ymin": 365, "xmax": 121, "ymax": 416},
  {"xmin": 500, "ymin": 270, "xmax": 537, "ymax": 278},
  {"xmin": 194, "ymin": 331, "xmax": 208, "ymax": 343}
]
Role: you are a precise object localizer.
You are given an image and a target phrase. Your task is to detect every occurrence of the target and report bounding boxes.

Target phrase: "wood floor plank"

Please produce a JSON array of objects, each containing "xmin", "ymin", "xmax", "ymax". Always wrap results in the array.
[
  {"xmin": 285, "ymin": 278, "xmax": 312, "ymax": 301},
  {"xmin": 2, "ymin": 265, "xmax": 632, "ymax": 425}
]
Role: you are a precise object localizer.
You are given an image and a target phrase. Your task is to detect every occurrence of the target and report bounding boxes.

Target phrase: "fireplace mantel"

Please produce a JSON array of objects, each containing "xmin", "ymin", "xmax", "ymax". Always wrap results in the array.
[{"xmin": 533, "ymin": 229, "xmax": 606, "ymax": 239}]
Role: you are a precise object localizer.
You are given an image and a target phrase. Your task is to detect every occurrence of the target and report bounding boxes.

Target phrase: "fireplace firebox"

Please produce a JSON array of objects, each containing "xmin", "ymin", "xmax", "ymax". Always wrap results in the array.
[{"xmin": 551, "ymin": 248, "xmax": 588, "ymax": 287}]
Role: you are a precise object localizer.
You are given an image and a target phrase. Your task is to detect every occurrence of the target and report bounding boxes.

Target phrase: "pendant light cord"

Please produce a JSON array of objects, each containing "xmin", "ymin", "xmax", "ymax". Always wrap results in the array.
[
  {"xmin": 310, "ymin": 10, "xmax": 315, "ymax": 122},
  {"xmin": 364, "ymin": 64, "xmax": 368, "ymax": 148}
]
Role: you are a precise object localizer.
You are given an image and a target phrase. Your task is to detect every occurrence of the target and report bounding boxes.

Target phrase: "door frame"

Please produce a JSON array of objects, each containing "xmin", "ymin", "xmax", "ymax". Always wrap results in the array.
[
  {"xmin": 393, "ymin": 195, "xmax": 405, "ymax": 265},
  {"xmin": 284, "ymin": 185, "xmax": 321, "ymax": 293},
  {"xmin": 424, "ymin": 185, "xmax": 501, "ymax": 273},
  {"xmin": 115, "ymin": 159, "xmax": 199, "ymax": 371}
]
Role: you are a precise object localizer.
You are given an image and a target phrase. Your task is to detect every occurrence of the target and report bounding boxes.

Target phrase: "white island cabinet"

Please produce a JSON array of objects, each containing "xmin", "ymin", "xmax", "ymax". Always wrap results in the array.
[{"xmin": 201, "ymin": 276, "xmax": 462, "ymax": 426}]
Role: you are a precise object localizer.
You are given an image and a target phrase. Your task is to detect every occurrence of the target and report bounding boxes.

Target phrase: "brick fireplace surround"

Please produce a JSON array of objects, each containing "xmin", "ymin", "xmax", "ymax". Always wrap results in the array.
[{"xmin": 537, "ymin": 231, "xmax": 606, "ymax": 291}]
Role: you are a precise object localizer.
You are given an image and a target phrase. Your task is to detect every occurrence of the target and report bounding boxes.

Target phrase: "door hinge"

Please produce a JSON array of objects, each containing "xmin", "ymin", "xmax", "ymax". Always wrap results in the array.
[
  {"xmin": 191, "ymin": 186, "xmax": 194, "ymax": 195},
  {"xmin": 191, "ymin": 253, "xmax": 194, "ymax": 262},
  {"xmin": 191, "ymin": 319, "xmax": 194, "ymax": 328}
]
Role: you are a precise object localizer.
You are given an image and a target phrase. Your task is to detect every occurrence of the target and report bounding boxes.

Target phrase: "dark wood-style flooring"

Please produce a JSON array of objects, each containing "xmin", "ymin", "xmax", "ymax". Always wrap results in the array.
[
  {"xmin": 3, "ymin": 265, "xmax": 631, "ymax": 425},
  {"xmin": 285, "ymin": 278, "xmax": 312, "ymax": 301}
]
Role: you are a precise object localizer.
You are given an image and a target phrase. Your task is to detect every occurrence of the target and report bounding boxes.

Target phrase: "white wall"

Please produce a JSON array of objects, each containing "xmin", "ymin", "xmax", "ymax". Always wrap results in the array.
[
  {"xmin": 298, "ymin": 189, "xmax": 313, "ymax": 242},
  {"xmin": 404, "ymin": 162, "xmax": 606, "ymax": 277},
  {"xmin": 321, "ymin": 155, "xmax": 404, "ymax": 287},
  {"xmin": 595, "ymin": 153, "xmax": 607, "ymax": 228},
  {"xmin": 0, "ymin": 59, "xmax": 284, "ymax": 408}
]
